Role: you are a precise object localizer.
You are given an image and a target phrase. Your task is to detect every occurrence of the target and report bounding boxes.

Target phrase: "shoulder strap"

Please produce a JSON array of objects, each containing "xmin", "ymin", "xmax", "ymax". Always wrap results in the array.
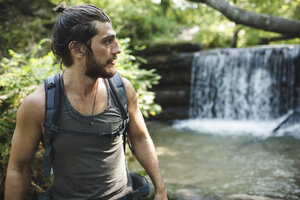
[
  {"xmin": 108, "ymin": 72, "xmax": 128, "ymax": 120},
  {"xmin": 108, "ymin": 72, "xmax": 132, "ymax": 153},
  {"xmin": 43, "ymin": 73, "xmax": 61, "ymax": 178}
]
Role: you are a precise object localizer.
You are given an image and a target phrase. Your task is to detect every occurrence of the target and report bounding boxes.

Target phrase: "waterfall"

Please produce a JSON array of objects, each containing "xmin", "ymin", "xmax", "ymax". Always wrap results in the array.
[{"xmin": 189, "ymin": 45, "xmax": 300, "ymax": 121}]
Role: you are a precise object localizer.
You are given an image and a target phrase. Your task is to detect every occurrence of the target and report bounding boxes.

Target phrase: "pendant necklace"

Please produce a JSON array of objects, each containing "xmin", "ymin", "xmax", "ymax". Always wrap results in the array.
[{"xmin": 90, "ymin": 81, "xmax": 98, "ymax": 126}]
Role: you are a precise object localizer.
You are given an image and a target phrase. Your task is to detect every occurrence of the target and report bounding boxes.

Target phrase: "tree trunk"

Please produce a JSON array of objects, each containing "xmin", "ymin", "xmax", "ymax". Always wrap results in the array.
[{"xmin": 187, "ymin": 0, "xmax": 300, "ymax": 38}]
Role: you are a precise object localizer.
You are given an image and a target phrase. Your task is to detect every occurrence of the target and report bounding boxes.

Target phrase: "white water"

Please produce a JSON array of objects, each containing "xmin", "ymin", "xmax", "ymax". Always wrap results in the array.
[
  {"xmin": 173, "ymin": 119, "xmax": 277, "ymax": 137},
  {"xmin": 185, "ymin": 45, "xmax": 300, "ymax": 139},
  {"xmin": 173, "ymin": 117, "xmax": 300, "ymax": 139},
  {"xmin": 189, "ymin": 45, "xmax": 300, "ymax": 120}
]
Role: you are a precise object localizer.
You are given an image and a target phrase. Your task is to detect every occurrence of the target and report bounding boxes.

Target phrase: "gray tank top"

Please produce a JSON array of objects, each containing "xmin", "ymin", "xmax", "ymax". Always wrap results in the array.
[{"xmin": 51, "ymin": 78, "xmax": 132, "ymax": 200}]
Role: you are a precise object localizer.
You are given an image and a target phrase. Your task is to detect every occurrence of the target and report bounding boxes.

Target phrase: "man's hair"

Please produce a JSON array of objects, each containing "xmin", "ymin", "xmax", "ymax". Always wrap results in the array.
[{"xmin": 51, "ymin": 4, "xmax": 111, "ymax": 67}]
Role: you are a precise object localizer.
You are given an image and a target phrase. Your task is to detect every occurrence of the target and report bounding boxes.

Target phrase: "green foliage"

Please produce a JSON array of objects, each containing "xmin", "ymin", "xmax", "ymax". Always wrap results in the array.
[
  {"xmin": 2, "ymin": 0, "xmax": 300, "ymax": 55},
  {"xmin": 0, "ymin": 39, "xmax": 60, "ymax": 197},
  {"xmin": 0, "ymin": 0, "xmax": 12, "ymax": 3},
  {"xmin": 83, "ymin": 0, "xmax": 300, "ymax": 48},
  {"xmin": 192, "ymin": 14, "xmax": 235, "ymax": 48},
  {"xmin": 116, "ymin": 38, "xmax": 162, "ymax": 117},
  {"xmin": 2, "ymin": 0, "xmax": 300, "ymax": 56},
  {"xmin": 0, "ymin": 39, "xmax": 60, "ymax": 153},
  {"xmin": 50, "ymin": 0, "xmax": 181, "ymax": 44},
  {"xmin": 0, "ymin": 41, "xmax": 60, "ymax": 109}
]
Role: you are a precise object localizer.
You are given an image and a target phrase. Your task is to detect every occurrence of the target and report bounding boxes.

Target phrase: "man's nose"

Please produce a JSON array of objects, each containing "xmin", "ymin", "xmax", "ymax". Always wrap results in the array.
[{"xmin": 112, "ymin": 41, "xmax": 121, "ymax": 55}]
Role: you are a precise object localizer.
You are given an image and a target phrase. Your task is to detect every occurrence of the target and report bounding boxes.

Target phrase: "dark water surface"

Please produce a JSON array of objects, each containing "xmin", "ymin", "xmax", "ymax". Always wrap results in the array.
[{"xmin": 128, "ymin": 121, "xmax": 300, "ymax": 200}]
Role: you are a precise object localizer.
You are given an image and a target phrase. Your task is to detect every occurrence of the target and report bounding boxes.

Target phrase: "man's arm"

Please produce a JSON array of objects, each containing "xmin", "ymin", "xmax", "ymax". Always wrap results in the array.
[
  {"xmin": 5, "ymin": 86, "xmax": 44, "ymax": 200},
  {"xmin": 123, "ymin": 78, "xmax": 167, "ymax": 200}
]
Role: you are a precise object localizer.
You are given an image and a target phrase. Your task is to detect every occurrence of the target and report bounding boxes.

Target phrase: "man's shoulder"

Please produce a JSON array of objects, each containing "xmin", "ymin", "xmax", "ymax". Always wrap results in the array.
[
  {"xmin": 120, "ymin": 77, "xmax": 138, "ymax": 110},
  {"xmin": 121, "ymin": 77, "xmax": 137, "ymax": 99},
  {"xmin": 18, "ymin": 85, "xmax": 46, "ymax": 122},
  {"xmin": 23, "ymin": 85, "xmax": 45, "ymax": 106},
  {"xmin": 121, "ymin": 77, "xmax": 135, "ymax": 94}
]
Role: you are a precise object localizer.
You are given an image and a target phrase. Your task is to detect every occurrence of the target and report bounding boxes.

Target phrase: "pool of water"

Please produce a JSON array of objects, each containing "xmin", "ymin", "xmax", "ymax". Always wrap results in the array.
[{"xmin": 128, "ymin": 120, "xmax": 300, "ymax": 200}]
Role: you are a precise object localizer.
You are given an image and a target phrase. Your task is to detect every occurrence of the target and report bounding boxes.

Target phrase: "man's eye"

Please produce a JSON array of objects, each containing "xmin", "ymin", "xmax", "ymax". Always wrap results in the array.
[{"xmin": 104, "ymin": 39, "xmax": 112, "ymax": 45}]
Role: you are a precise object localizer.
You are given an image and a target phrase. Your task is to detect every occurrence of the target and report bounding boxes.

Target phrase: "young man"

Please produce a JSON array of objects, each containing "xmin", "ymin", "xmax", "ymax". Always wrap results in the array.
[{"xmin": 5, "ymin": 3, "xmax": 167, "ymax": 200}]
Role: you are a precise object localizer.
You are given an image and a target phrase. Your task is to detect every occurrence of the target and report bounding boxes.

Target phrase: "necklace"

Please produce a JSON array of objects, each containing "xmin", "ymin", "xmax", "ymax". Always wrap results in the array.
[{"xmin": 90, "ymin": 81, "xmax": 98, "ymax": 126}]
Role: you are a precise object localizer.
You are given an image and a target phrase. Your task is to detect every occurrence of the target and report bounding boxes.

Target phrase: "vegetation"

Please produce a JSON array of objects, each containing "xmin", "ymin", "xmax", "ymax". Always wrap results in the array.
[
  {"xmin": 0, "ymin": 40, "xmax": 60, "ymax": 199},
  {"xmin": 48, "ymin": 0, "xmax": 300, "ymax": 49},
  {"xmin": 1, "ymin": 0, "xmax": 299, "ymax": 56},
  {"xmin": 117, "ymin": 38, "xmax": 161, "ymax": 117}
]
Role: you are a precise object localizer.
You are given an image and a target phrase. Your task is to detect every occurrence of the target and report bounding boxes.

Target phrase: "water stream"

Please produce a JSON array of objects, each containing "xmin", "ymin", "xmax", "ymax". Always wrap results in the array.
[
  {"xmin": 129, "ymin": 45, "xmax": 300, "ymax": 199},
  {"xmin": 129, "ymin": 121, "xmax": 300, "ymax": 200}
]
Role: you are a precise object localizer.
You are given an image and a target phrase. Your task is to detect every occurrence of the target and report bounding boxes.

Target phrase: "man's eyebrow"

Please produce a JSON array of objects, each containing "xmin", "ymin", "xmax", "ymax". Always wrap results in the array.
[{"xmin": 101, "ymin": 34, "xmax": 116, "ymax": 40}]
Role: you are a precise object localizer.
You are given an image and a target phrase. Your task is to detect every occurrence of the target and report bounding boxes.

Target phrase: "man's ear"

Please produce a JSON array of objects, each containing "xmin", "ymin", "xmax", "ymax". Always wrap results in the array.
[{"xmin": 69, "ymin": 41, "xmax": 85, "ymax": 57}]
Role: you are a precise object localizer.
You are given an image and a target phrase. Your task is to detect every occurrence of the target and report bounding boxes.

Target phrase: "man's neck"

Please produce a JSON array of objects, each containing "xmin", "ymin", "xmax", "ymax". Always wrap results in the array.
[{"xmin": 62, "ymin": 65, "xmax": 100, "ymax": 98}]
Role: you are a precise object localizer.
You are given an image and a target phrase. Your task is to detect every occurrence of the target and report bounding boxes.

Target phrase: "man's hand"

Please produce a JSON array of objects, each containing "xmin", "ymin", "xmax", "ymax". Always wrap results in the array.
[{"xmin": 154, "ymin": 188, "xmax": 168, "ymax": 200}]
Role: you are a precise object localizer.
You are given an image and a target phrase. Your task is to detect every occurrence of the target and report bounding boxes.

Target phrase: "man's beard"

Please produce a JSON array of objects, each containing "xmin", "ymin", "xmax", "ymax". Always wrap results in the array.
[{"xmin": 85, "ymin": 51, "xmax": 116, "ymax": 79}]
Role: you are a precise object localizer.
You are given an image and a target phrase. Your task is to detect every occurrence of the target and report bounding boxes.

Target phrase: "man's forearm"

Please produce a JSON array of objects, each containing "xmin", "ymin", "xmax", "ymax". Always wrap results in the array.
[
  {"xmin": 132, "ymin": 135, "xmax": 166, "ymax": 192},
  {"xmin": 5, "ymin": 169, "xmax": 31, "ymax": 200}
]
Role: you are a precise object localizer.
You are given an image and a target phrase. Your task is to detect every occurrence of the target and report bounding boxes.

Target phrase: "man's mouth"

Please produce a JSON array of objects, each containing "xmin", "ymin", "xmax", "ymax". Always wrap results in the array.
[{"xmin": 107, "ymin": 57, "xmax": 117, "ymax": 65}]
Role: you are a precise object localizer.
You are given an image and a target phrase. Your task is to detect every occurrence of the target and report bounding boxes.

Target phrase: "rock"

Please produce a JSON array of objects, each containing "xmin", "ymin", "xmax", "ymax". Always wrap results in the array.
[
  {"xmin": 140, "ymin": 49, "xmax": 198, "ymax": 120},
  {"xmin": 226, "ymin": 194, "xmax": 282, "ymax": 200},
  {"xmin": 138, "ymin": 42, "xmax": 201, "ymax": 56},
  {"xmin": 175, "ymin": 189, "xmax": 225, "ymax": 200},
  {"xmin": 154, "ymin": 86, "xmax": 190, "ymax": 105},
  {"xmin": 175, "ymin": 189, "xmax": 203, "ymax": 200}
]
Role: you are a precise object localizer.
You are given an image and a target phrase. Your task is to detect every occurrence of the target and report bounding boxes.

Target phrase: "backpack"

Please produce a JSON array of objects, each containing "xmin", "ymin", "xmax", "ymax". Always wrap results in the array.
[{"xmin": 41, "ymin": 72, "xmax": 150, "ymax": 199}]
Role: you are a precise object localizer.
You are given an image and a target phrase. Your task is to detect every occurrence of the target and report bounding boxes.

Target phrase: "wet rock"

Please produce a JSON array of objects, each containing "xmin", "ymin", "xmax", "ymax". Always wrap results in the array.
[
  {"xmin": 174, "ymin": 189, "xmax": 224, "ymax": 200},
  {"xmin": 141, "ymin": 51, "xmax": 196, "ymax": 120},
  {"xmin": 172, "ymin": 191, "xmax": 283, "ymax": 200},
  {"xmin": 226, "ymin": 194, "xmax": 281, "ymax": 200},
  {"xmin": 175, "ymin": 189, "xmax": 203, "ymax": 200}
]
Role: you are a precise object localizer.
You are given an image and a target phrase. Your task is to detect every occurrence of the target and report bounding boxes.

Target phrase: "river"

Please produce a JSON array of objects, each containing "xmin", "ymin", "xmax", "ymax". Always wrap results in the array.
[{"xmin": 128, "ymin": 120, "xmax": 300, "ymax": 200}]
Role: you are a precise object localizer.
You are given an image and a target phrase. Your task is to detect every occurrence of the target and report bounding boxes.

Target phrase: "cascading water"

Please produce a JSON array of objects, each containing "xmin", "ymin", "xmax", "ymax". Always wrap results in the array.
[
  {"xmin": 189, "ymin": 45, "xmax": 299, "ymax": 120},
  {"xmin": 174, "ymin": 45, "xmax": 300, "ymax": 137}
]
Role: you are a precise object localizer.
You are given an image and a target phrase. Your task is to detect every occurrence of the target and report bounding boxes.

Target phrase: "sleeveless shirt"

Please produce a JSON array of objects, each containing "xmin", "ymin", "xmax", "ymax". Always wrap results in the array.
[{"xmin": 50, "ymin": 77, "xmax": 133, "ymax": 200}]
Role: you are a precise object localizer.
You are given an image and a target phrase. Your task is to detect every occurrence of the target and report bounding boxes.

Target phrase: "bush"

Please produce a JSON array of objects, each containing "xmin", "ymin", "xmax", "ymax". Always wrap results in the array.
[{"xmin": 116, "ymin": 38, "xmax": 161, "ymax": 117}]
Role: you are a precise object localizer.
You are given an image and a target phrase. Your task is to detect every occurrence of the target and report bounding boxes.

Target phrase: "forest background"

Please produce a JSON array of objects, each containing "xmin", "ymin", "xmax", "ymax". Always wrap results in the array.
[{"xmin": 0, "ymin": 0, "xmax": 299, "ymax": 199}]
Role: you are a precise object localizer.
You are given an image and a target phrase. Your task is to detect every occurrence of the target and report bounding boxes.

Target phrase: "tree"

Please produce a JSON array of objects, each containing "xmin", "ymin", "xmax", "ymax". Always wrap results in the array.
[{"xmin": 186, "ymin": 0, "xmax": 300, "ymax": 38}]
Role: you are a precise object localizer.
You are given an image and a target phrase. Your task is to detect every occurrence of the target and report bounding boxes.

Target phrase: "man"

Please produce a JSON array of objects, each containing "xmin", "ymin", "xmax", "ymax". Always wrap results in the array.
[{"xmin": 5, "ymin": 3, "xmax": 167, "ymax": 200}]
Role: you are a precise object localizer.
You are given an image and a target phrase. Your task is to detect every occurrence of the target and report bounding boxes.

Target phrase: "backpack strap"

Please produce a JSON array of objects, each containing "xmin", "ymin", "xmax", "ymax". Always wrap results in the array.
[
  {"xmin": 43, "ymin": 73, "xmax": 61, "ymax": 178},
  {"xmin": 108, "ymin": 72, "xmax": 132, "ymax": 154}
]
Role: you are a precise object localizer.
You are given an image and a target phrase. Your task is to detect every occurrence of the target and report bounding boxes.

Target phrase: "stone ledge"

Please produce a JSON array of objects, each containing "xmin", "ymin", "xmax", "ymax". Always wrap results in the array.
[{"xmin": 138, "ymin": 42, "xmax": 201, "ymax": 56}]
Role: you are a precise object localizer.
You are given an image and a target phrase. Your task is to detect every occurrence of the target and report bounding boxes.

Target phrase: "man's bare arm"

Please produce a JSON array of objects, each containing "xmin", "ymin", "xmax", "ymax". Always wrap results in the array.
[
  {"xmin": 123, "ymin": 78, "xmax": 167, "ymax": 200},
  {"xmin": 5, "ymin": 86, "xmax": 44, "ymax": 200}
]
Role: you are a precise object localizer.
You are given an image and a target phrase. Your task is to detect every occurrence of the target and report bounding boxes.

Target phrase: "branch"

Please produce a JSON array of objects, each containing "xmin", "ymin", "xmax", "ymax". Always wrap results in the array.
[
  {"xmin": 260, "ymin": 36, "xmax": 295, "ymax": 45},
  {"xmin": 187, "ymin": 0, "xmax": 300, "ymax": 38},
  {"xmin": 187, "ymin": 0, "xmax": 206, "ymax": 2},
  {"xmin": 231, "ymin": 27, "xmax": 241, "ymax": 48}
]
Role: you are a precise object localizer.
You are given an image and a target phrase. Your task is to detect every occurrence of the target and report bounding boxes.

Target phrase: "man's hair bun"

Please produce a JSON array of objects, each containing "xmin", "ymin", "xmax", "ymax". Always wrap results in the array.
[{"xmin": 53, "ymin": 2, "xmax": 67, "ymax": 13}]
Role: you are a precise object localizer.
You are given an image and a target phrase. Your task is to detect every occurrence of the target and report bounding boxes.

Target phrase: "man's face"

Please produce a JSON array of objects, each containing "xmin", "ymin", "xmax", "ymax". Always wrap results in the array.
[{"xmin": 85, "ymin": 21, "xmax": 121, "ymax": 79}]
